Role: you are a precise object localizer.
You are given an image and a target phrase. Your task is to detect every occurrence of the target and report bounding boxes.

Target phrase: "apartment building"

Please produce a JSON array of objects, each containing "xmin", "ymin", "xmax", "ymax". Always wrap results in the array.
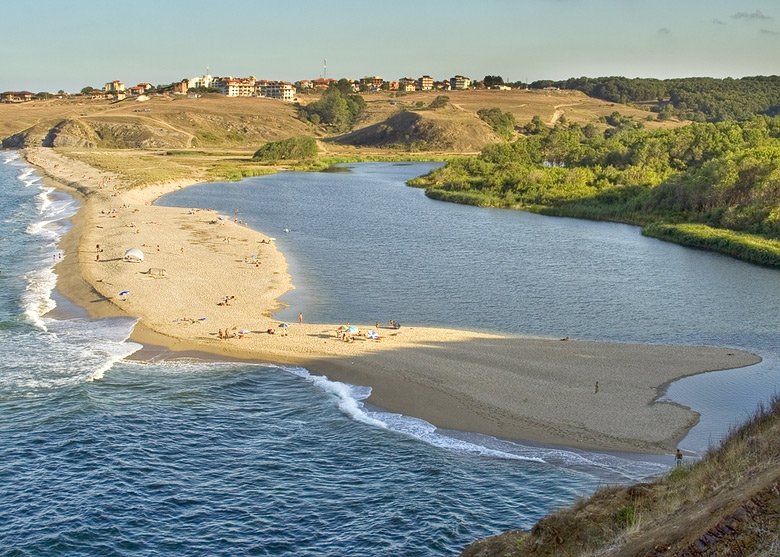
[
  {"xmin": 450, "ymin": 75, "xmax": 471, "ymax": 90},
  {"xmin": 256, "ymin": 80, "xmax": 296, "ymax": 101},
  {"xmin": 418, "ymin": 75, "xmax": 433, "ymax": 91},
  {"xmin": 216, "ymin": 76, "xmax": 257, "ymax": 97},
  {"xmin": 399, "ymin": 77, "xmax": 417, "ymax": 92},
  {"xmin": 103, "ymin": 80, "xmax": 126, "ymax": 93},
  {"xmin": 0, "ymin": 91, "xmax": 34, "ymax": 102}
]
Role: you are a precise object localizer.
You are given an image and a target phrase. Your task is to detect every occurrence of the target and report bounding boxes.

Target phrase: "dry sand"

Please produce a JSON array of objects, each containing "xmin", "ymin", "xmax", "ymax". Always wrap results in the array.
[{"xmin": 26, "ymin": 147, "xmax": 761, "ymax": 454}]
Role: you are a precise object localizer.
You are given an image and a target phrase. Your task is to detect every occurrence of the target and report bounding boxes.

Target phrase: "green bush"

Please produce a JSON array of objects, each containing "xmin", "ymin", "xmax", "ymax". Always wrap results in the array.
[{"xmin": 253, "ymin": 136, "xmax": 318, "ymax": 162}]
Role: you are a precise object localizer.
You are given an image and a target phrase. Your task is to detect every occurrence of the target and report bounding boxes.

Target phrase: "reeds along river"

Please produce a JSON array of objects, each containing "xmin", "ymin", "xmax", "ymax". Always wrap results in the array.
[{"xmin": 0, "ymin": 155, "xmax": 777, "ymax": 556}]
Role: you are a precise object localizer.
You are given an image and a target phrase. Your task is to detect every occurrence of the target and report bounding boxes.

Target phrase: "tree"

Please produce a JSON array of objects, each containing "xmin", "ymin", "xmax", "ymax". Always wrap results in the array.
[
  {"xmin": 483, "ymin": 75, "xmax": 505, "ymax": 89},
  {"xmin": 80, "ymin": 86, "xmax": 96, "ymax": 95},
  {"xmin": 300, "ymin": 84, "xmax": 366, "ymax": 132}
]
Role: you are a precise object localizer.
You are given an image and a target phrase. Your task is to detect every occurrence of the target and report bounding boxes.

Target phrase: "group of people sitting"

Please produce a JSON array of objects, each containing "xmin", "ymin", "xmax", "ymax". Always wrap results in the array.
[
  {"xmin": 218, "ymin": 328, "xmax": 246, "ymax": 340},
  {"xmin": 337, "ymin": 326, "xmax": 382, "ymax": 342},
  {"xmin": 218, "ymin": 295, "xmax": 236, "ymax": 306}
]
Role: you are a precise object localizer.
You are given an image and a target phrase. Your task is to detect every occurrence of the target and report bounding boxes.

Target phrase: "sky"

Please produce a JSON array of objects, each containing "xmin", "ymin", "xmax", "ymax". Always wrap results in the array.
[{"xmin": 1, "ymin": 0, "xmax": 778, "ymax": 93}]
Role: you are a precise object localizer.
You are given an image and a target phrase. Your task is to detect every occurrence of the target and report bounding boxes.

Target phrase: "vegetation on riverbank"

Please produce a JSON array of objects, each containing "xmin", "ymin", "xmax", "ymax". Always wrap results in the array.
[
  {"xmin": 462, "ymin": 396, "xmax": 780, "ymax": 557},
  {"xmin": 253, "ymin": 135, "xmax": 318, "ymax": 162},
  {"xmin": 410, "ymin": 116, "xmax": 780, "ymax": 267}
]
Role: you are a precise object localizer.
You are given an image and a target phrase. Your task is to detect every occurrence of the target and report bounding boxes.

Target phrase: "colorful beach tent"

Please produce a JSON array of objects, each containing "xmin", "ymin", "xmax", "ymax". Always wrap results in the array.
[{"xmin": 123, "ymin": 247, "xmax": 144, "ymax": 262}]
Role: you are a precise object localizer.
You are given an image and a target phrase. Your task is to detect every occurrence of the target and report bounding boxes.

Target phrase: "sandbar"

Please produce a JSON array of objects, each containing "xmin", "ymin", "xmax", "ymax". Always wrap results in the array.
[{"xmin": 25, "ymin": 147, "xmax": 761, "ymax": 454}]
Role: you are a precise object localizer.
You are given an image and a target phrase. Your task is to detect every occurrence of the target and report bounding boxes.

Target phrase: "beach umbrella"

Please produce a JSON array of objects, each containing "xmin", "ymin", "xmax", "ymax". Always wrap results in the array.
[
  {"xmin": 123, "ymin": 247, "xmax": 144, "ymax": 262},
  {"xmin": 118, "ymin": 290, "xmax": 130, "ymax": 300}
]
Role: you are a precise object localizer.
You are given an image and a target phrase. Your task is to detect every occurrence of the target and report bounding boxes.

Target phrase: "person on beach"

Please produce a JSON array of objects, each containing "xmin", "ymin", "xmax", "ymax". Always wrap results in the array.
[
  {"xmin": 298, "ymin": 312, "xmax": 303, "ymax": 324},
  {"xmin": 675, "ymin": 448, "xmax": 683, "ymax": 467},
  {"xmin": 594, "ymin": 381, "xmax": 599, "ymax": 394}
]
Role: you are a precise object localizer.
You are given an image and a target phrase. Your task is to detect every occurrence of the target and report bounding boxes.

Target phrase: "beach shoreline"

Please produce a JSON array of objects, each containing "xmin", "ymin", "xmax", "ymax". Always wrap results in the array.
[{"xmin": 25, "ymin": 147, "xmax": 762, "ymax": 455}]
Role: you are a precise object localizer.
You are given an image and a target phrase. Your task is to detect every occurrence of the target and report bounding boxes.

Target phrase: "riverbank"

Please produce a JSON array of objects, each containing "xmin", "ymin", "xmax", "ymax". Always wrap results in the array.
[{"xmin": 26, "ymin": 147, "xmax": 761, "ymax": 454}]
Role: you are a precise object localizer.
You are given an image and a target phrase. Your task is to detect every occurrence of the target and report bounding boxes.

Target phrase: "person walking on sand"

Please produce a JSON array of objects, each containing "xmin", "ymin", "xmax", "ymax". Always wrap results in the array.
[{"xmin": 298, "ymin": 312, "xmax": 304, "ymax": 324}]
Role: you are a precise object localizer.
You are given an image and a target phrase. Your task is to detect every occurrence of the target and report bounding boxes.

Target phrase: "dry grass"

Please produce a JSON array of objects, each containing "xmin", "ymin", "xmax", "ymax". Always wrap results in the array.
[
  {"xmin": 462, "ymin": 396, "xmax": 780, "ymax": 557},
  {"xmin": 1, "ymin": 89, "xmax": 682, "ymax": 155}
]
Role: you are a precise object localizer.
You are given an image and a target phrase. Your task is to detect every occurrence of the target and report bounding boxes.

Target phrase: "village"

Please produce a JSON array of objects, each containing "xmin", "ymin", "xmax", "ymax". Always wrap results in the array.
[{"xmin": 0, "ymin": 72, "xmax": 514, "ymax": 104}]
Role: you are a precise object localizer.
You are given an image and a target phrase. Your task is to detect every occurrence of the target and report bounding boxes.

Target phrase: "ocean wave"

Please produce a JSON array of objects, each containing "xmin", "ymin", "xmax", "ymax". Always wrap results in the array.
[
  {"xmin": 21, "ymin": 267, "xmax": 57, "ymax": 330},
  {"xmin": 2, "ymin": 151, "xmax": 20, "ymax": 164},
  {"xmin": 18, "ymin": 167, "xmax": 40, "ymax": 187},
  {"xmin": 1, "ymin": 316, "xmax": 142, "ymax": 393},
  {"xmin": 281, "ymin": 365, "xmax": 546, "ymax": 462},
  {"xmin": 284, "ymin": 366, "xmax": 388, "ymax": 429}
]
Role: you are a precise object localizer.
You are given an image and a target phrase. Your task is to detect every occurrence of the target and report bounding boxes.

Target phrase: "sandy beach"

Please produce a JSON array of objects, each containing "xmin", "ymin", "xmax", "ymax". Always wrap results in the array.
[{"xmin": 26, "ymin": 147, "xmax": 761, "ymax": 454}]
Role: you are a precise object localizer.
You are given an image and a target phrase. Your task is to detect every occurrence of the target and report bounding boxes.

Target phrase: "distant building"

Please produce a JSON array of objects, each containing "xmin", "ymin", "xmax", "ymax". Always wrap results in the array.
[
  {"xmin": 434, "ymin": 80, "xmax": 451, "ymax": 91},
  {"xmin": 312, "ymin": 77, "xmax": 336, "ymax": 89},
  {"xmin": 104, "ymin": 80, "xmax": 126, "ymax": 93},
  {"xmin": 418, "ymin": 75, "xmax": 433, "ymax": 91},
  {"xmin": 215, "ymin": 76, "xmax": 257, "ymax": 97},
  {"xmin": 399, "ymin": 77, "xmax": 417, "ymax": 92},
  {"xmin": 172, "ymin": 80, "xmax": 189, "ymax": 95},
  {"xmin": 295, "ymin": 79, "xmax": 313, "ymax": 90},
  {"xmin": 450, "ymin": 75, "xmax": 471, "ymax": 90},
  {"xmin": 360, "ymin": 76, "xmax": 384, "ymax": 91},
  {"xmin": 387, "ymin": 81, "xmax": 399, "ymax": 91},
  {"xmin": 0, "ymin": 91, "xmax": 34, "ymax": 102},
  {"xmin": 188, "ymin": 74, "xmax": 214, "ymax": 90},
  {"xmin": 126, "ymin": 83, "xmax": 152, "ymax": 96},
  {"xmin": 256, "ymin": 80, "xmax": 296, "ymax": 102}
]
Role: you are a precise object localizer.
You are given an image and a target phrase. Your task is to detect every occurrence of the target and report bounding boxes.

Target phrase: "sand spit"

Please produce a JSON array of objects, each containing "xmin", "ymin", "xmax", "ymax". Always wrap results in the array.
[{"xmin": 25, "ymin": 147, "xmax": 761, "ymax": 454}]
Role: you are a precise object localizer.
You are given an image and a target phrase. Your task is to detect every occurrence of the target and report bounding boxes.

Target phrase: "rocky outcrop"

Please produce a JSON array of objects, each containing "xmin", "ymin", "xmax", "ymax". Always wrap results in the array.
[{"xmin": 43, "ymin": 119, "xmax": 99, "ymax": 148}]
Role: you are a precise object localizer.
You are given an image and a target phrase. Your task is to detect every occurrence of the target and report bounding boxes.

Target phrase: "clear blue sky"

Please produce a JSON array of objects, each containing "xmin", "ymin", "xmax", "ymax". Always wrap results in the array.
[{"xmin": 1, "ymin": 0, "xmax": 778, "ymax": 93}]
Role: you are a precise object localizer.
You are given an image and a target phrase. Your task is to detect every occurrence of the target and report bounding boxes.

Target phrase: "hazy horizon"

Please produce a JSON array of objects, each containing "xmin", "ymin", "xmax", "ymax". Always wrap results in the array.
[{"xmin": 1, "ymin": 0, "xmax": 778, "ymax": 93}]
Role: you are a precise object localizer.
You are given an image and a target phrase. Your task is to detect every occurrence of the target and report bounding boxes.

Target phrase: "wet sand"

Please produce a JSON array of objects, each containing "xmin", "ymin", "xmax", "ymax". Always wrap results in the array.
[{"xmin": 26, "ymin": 147, "xmax": 761, "ymax": 454}]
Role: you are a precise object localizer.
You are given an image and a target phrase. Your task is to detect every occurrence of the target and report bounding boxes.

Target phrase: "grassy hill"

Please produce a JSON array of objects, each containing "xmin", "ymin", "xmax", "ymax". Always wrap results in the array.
[
  {"xmin": 462, "ymin": 396, "xmax": 780, "ymax": 557},
  {"xmin": 0, "ymin": 89, "xmax": 675, "ymax": 154},
  {"xmin": 0, "ymin": 95, "xmax": 311, "ymax": 150}
]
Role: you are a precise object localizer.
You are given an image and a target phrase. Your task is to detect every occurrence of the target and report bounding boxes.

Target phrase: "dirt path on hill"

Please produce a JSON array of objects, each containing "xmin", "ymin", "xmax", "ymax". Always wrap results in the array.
[{"xmin": 549, "ymin": 102, "xmax": 583, "ymax": 125}]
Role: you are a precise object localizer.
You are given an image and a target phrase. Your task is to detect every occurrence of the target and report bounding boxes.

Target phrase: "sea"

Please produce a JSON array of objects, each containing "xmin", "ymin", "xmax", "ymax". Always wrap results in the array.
[{"xmin": 1, "ymin": 154, "xmax": 778, "ymax": 556}]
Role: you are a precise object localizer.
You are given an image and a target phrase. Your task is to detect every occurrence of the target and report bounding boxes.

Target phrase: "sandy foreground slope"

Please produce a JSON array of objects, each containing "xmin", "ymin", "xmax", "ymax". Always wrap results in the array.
[{"xmin": 25, "ymin": 147, "xmax": 760, "ymax": 454}]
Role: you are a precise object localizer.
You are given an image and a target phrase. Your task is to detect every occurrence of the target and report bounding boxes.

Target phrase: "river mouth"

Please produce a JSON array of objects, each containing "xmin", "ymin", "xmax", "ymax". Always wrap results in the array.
[{"xmin": 158, "ymin": 161, "xmax": 780, "ymax": 452}]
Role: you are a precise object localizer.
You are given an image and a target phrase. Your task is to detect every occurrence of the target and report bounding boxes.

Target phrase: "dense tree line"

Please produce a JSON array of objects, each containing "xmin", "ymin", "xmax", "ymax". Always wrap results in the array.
[
  {"xmin": 528, "ymin": 76, "xmax": 780, "ymax": 123},
  {"xmin": 409, "ymin": 116, "xmax": 780, "ymax": 266}
]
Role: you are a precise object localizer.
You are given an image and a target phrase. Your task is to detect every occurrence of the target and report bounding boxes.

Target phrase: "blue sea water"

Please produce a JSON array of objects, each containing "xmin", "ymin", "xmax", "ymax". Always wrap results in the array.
[{"xmin": 0, "ymin": 155, "xmax": 777, "ymax": 556}]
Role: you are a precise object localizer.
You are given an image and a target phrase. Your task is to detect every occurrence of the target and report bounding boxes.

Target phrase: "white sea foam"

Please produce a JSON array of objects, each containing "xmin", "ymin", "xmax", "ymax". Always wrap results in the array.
[
  {"xmin": 21, "ymin": 267, "xmax": 58, "ymax": 331},
  {"xmin": 285, "ymin": 366, "xmax": 388, "ymax": 429},
  {"xmin": 3, "ymin": 152, "xmax": 20, "ymax": 164},
  {"xmin": 1, "ymin": 155, "xmax": 142, "ymax": 390},
  {"xmin": 282, "ymin": 365, "xmax": 546, "ymax": 462}
]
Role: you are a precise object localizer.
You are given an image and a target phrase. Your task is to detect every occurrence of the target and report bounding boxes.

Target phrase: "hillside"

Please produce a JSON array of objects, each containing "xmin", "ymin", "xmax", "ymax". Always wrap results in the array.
[
  {"xmin": 0, "ymin": 95, "xmax": 311, "ymax": 150},
  {"xmin": 1, "ymin": 89, "xmax": 676, "ymax": 155},
  {"xmin": 333, "ymin": 106, "xmax": 501, "ymax": 152},
  {"xmin": 462, "ymin": 397, "xmax": 780, "ymax": 557}
]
